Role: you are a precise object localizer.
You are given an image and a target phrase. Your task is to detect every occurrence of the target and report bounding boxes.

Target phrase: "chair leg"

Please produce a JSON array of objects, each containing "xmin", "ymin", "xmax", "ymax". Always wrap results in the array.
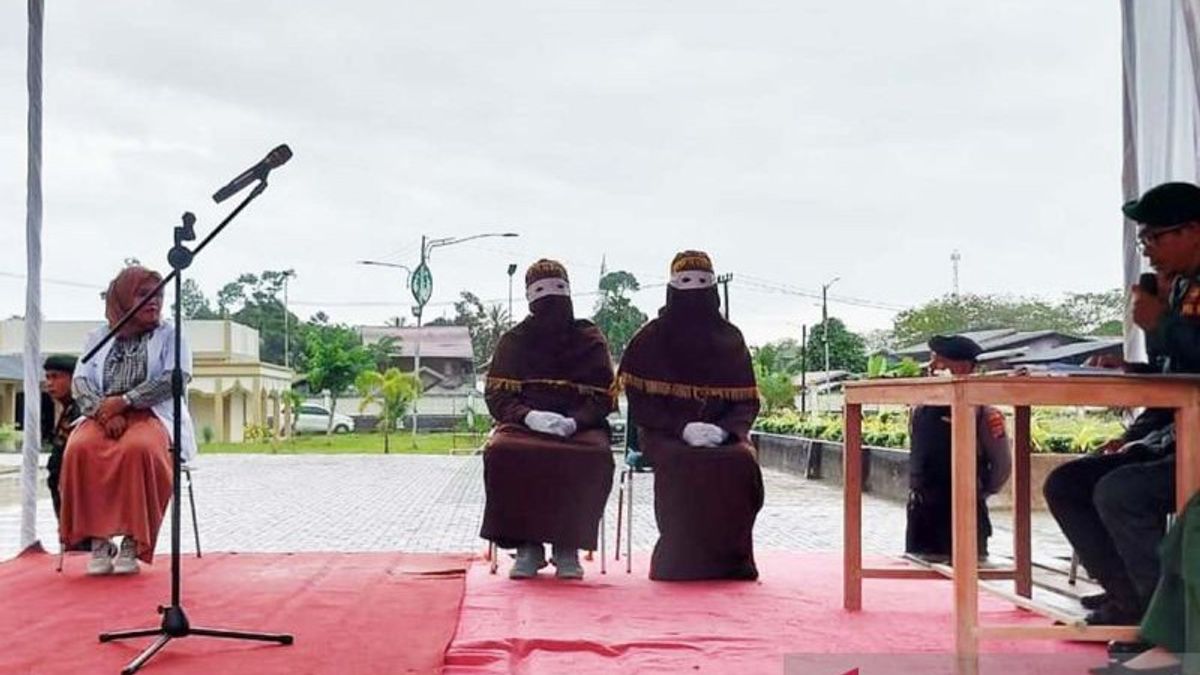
[
  {"xmin": 615, "ymin": 471, "xmax": 625, "ymax": 561},
  {"xmin": 489, "ymin": 541, "xmax": 498, "ymax": 575},
  {"xmin": 186, "ymin": 470, "xmax": 201, "ymax": 559},
  {"xmin": 57, "ymin": 546, "xmax": 64, "ymax": 573},
  {"xmin": 1068, "ymin": 550, "xmax": 1079, "ymax": 586},
  {"xmin": 626, "ymin": 470, "xmax": 633, "ymax": 574},
  {"xmin": 600, "ymin": 513, "xmax": 607, "ymax": 575}
]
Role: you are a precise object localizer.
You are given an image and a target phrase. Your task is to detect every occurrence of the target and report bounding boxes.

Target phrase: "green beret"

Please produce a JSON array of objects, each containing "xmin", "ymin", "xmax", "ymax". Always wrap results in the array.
[
  {"xmin": 928, "ymin": 335, "xmax": 982, "ymax": 363},
  {"xmin": 43, "ymin": 354, "xmax": 77, "ymax": 374},
  {"xmin": 1122, "ymin": 182, "xmax": 1200, "ymax": 227}
]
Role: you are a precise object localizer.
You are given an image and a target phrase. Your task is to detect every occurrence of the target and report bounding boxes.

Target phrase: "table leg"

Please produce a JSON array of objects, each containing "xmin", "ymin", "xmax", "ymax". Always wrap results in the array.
[
  {"xmin": 1013, "ymin": 406, "xmax": 1032, "ymax": 599},
  {"xmin": 952, "ymin": 397, "xmax": 979, "ymax": 672},
  {"xmin": 1176, "ymin": 400, "xmax": 1200, "ymax": 511},
  {"xmin": 844, "ymin": 403, "xmax": 863, "ymax": 611}
]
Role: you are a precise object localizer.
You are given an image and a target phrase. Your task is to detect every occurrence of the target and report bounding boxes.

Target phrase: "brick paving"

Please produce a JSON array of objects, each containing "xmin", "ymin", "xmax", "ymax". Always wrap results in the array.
[{"xmin": 0, "ymin": 453, "xmax": 1075, "ymax": 567}]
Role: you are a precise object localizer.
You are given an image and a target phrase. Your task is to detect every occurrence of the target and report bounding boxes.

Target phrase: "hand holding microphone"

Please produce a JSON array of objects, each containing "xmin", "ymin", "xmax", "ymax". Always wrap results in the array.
[{"xmin": 1131, "ymin": 272, "xmax": 1168, "ymax": 331}]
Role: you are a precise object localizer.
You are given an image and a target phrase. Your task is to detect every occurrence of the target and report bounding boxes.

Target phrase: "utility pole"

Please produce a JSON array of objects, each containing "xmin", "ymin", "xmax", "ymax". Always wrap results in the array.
[
  {"xmin": 717, "ymin": 273, "xmax": 734, "ymax": 320},
  {"xmin": 282, "ymin": 270, "xmax": 296, "ymax": 369},
  {"xmin": 820, "ymin": 276, "xmax": 840, "ymax": 415},
  {"xmin": 951, "ymin": 249, "xmax": 961, "ymax": 298},
  {"xmin": 800, "ymin": 324, "xmax": 808, "ymax": 417}
]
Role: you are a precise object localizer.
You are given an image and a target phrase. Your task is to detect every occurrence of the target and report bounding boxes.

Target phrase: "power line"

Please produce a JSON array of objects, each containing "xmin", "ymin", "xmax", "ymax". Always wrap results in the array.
[
  {"xmin": 0, "ymin": 270, "xmax": 105, "ymax": 291},
  {"xmin": 736, "ymin": 274, "xmax": 907, "ymax": 311}
]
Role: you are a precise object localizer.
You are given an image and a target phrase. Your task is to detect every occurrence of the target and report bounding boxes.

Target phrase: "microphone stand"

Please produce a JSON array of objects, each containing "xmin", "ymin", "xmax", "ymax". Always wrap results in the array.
[{"xmin": 86, "ymin": 179, "xmax": 292, "ymax": 674}]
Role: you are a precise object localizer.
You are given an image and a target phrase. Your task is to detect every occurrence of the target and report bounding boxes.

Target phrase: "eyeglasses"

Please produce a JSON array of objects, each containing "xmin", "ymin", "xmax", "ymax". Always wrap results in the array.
[{"xmin": 1137, "ymin": 223, "xmax": 1195, "ymax": 251}]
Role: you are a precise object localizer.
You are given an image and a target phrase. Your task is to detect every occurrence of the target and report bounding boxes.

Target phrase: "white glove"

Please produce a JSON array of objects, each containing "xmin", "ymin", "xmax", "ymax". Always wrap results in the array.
[
  {"xmin": 682, "ymin": 422, "xmax": 728, "ymax": 448},
  {"xmin": 524, "ymin": 410, "xmax": 567, "ymax": 436},
  {"xmin": 549, "ymin": 416, "xmax": 578, "ymax": 438}
]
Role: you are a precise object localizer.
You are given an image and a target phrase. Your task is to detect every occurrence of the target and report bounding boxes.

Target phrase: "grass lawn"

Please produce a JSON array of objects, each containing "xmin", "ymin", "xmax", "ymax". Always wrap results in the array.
[{"xmin": 200, "ymin": 431, "xmax": 483, "ymax": 455}]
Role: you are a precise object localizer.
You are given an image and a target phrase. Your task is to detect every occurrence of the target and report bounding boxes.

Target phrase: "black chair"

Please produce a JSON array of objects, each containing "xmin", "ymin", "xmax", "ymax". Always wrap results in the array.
[{"xmin": 614, "ymin": 418, "xmax": 652, "ymax": 574}]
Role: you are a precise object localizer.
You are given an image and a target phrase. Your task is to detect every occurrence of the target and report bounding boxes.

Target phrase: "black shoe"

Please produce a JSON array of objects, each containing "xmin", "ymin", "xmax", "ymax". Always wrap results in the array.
[
  {"xmin": 1108, "ymin": 640, "xmax": 1154, "ymax": 661},
  {"xmin": 1082, "ymin": 592, "xmax": 1110, "ymax": 610},
  {"xmin": 1085, "ymin": 601, "xmax": 1142, "ymax": 626}
]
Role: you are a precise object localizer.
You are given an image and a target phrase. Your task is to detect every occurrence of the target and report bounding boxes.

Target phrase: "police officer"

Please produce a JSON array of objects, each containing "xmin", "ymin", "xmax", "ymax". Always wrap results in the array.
[
  {"xmin": 43, "ymin": 354, "xmax": 80, "ymax": 521},
  {"xmin": 1044, "ymin": 181, "xmax": 1200, "ymax": 627},
  {"xmin": 905, "ymin": 335, "xmax": 1012, "ymax": 562}
]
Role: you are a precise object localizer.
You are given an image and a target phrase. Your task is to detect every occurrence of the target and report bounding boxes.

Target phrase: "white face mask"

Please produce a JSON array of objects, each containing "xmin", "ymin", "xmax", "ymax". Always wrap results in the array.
[
  {"xmin": 526, "ymin": 278, "xmax": 571, "ymax": 303},
  {"xmin": 668, "ymin": 270, "xmax": 716, "ymax": 290}
]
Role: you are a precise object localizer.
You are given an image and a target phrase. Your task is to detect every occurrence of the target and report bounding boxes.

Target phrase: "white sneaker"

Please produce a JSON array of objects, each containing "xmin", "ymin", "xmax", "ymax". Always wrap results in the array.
[
  {"xmin": 551, "ymin": 546, "xmax": 584, "ymax": 580},
  {"xmin": 87, "ymin": 539, "xmax": 116, "ymax": 576},
  {"xmin": 113, "ymin": 537, "xmax": 140, "ymax": 575}
]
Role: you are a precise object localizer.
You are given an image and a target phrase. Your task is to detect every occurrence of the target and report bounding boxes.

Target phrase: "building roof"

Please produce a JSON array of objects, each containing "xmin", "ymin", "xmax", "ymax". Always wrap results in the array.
[
  {"xmin": 358, "ymin": 325, "xmax": 474, "ymax": 360},
  {"xmin": 0, "ymin": 354, "xmax": 21, "ymax": 381},
  {"xmin": 1006, "ymin": 338, "xmax": 1123, "ymax": 365},
  {"xmin": 896, "ymin": 329, "xmax": 1088, "ymax": 360},
  {"xmin": 790, "ymin": 370, "xmax": 850, "ymax": 387}
]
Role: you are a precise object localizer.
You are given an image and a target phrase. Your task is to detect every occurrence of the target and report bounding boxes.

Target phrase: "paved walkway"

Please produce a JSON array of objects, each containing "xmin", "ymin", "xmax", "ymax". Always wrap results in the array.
[{"xmin": 0, "ymin": 454, "xmax": 1074, "ymax": 567}]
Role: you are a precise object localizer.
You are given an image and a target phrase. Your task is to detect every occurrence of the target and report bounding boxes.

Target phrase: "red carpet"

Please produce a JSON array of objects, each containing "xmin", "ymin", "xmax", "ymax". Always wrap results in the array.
[
  {"xmin": 0, "ymin": 550, "xmax": 470, "ymax": 675},
  {"xmin": 445, "ymin": 552, "xmax": 1107, "ymax": 674}
]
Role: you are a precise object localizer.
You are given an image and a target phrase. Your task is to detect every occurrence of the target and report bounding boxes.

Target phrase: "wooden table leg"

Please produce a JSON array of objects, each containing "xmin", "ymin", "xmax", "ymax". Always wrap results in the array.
[
  {"xmin": 844, "ymin": 403, "xmax": 863, "ymax": 611},
  {"xmin": 1177, "ymin": 398, "xmax": 1200, "ymax": 511},
  {"xmin": 1013, "ymin": 406, "xmax": 1032, "ymax": 599},
  {"xmin": 952, "ymin": 394, "xmax": 979, "ymax": 673}
]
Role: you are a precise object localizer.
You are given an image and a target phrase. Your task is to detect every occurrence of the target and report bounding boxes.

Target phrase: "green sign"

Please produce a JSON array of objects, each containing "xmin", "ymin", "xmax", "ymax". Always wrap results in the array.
[{"xmin": 411, "ymin": 262, "xmax": 433, "ymax": 308}]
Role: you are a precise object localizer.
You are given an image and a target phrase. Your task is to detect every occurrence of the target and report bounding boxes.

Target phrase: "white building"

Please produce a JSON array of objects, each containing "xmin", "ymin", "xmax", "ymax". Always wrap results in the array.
[{"xmin": 0, "ymin": 318, "xmax": 293, "ymax": 443}]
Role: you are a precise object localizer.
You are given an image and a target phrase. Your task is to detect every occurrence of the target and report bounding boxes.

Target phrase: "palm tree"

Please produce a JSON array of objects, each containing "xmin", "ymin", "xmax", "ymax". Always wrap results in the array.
[{"xmin": 355, "ymin": 368, "xmax": 420, "ymax": 453}]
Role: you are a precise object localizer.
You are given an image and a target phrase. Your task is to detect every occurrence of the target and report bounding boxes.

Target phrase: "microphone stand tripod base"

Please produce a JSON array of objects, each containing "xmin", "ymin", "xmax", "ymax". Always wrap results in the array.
[{"xmin": 100, "ymin": 605, "xmax": 293, "ymax": 675}]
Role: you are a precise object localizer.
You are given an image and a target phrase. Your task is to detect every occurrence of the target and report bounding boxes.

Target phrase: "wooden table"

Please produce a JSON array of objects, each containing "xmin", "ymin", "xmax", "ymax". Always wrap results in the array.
[{"xmin": 842, "ymin": 374, "xmax": 1200, "ymax": 672}]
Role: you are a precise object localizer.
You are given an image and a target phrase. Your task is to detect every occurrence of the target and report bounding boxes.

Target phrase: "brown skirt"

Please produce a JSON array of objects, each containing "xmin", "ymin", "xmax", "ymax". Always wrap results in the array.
[
  {"xmin": 481, "ymin": 424, "xmax": 614, "ymax": 550},
  {"xmin": 58, "ymin": 410, "xmax": 173, "ymax": 563},
  {"xmin": 641, "ymin": 430, "xmax": 764, "ymax": 581}
]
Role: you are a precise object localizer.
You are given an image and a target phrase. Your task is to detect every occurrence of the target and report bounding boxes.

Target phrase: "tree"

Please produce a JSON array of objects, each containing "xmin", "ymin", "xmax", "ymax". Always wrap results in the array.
[
  {"xmin": 304, "ymin": 323, "xmax": 374, "ymax": 434},
  {"xmin": 752, "ymin": 346, "xmax": 796, "ymax": 414},
  {"xmin": 355, "ymin": 368, "xmax": 419, "ymax": 453},
  {"xmin": 804, "ymin": 317, "xmax": 868, "ymax": 373},
  {"xmin": 891, "ymin": 290, "xmax": 1125, "ymax": 346},
  {"xmin": 366, "ymin": 335, "xmax": 400, "ymax": 371},
  {"xmin": 212, "ymin": 270, "xmax": 303, "ymax": 366},
  {"xmin": 180, "ymin": 279, "xmax": 218, "ymax": 319},
  {"xmin": 593, "ymin": 271, "xmax": 649, "ymax": 359}
]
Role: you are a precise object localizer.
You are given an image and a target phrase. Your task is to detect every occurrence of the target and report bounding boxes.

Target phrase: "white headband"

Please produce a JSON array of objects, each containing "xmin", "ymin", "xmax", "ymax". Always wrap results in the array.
[
  {"xmin": 526, "ymin": 278, "xmax": 572, "ymax": 303},
  {"xmin": 668, "ymin": 270, "xmax": 716, "ymax": 290}
]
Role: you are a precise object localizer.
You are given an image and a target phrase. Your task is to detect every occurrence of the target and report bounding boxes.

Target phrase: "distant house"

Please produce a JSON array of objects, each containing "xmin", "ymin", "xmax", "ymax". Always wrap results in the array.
[
  {"xmin": 355, "ymin": 325, "xmax": 478, "ymax": 427},
  {"xmin": 893, "ymin": 328, "xmax": 1114, "ymax": 371}
]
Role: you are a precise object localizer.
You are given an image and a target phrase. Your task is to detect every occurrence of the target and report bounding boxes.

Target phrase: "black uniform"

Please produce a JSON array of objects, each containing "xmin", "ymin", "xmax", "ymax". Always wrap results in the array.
[
  {"xmin": 1044, "ymin": 182, "xmax": 1200, "ymax": 621},
  {"xmin": 905, "ymin": 404, "xmax": 1010, "ymax": 557}
]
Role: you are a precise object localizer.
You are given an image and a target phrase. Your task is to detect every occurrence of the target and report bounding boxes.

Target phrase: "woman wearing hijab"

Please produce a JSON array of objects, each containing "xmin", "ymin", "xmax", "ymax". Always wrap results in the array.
[
  {"xmin": 481, "ymin": 259, "xmax": 617, "ymax": 580},
  {"xmin": 59, "ymin": 265, "xmax": 197, "ymax": 576},
  {"xmin": 619, "ymin": 250, "xmax": 764, "ymax": 581}
]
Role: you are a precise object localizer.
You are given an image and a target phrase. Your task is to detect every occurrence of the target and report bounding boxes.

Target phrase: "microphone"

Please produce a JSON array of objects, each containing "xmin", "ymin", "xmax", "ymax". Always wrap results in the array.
[
  {"xmin": 1138, "ymin": 272, "xmax": 1159, "ymax": 297},
  {"xmin": 211, "ymin": 144, "xmax": 293, "ymax": 203}
]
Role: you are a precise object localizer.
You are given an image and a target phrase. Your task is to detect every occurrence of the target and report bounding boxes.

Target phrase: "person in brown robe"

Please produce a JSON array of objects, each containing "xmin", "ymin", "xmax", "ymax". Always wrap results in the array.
[
  {"xmin": 619, "ymin": 250, "xmax": 764, "ymax": 581},
  {"xmin": 481, "ymin": 259, "xmax": 617, "ymax": 580},
  {"xmin": 59, "ymin": 266, "xmax": 176, "ymax": 576}
]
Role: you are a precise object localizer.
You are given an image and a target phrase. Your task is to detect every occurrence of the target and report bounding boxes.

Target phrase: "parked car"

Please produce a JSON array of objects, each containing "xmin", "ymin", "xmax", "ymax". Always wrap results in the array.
[{"xmin": 294, "ymin": 404, "xmax": 355, "ymax": 434}]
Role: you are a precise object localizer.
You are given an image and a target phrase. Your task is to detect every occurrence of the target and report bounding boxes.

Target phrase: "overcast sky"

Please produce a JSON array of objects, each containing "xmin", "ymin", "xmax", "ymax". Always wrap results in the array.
[{"xmin": 0, "ymin": 1, "xmax": 1122, "ymax": 346}]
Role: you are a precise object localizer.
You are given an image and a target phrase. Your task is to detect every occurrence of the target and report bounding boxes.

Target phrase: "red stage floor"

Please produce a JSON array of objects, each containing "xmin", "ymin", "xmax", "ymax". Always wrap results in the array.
[
  {"xmin": 0, "ymin": 550, "xmax": 470, "ymax": 675},
  {"xmin": 1, "ymin": 549, "xmax": 1110, "ymax": 674},
  {"xmin": 445, "ymin": 552, "xmax": 1108, "ymax": 674}
]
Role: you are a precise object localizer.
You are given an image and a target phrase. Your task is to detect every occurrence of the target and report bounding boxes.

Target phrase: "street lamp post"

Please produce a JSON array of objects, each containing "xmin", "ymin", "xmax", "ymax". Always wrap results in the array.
[
  {"xmin": 360, "ymin": 231, "xmax": 518, "ymax": 439},
  {"xmin": 820, "ymin": 276, "xmax": 840, "ymax": 414},
  {"xmin": 282, "ymin": 270, "xmax": 296, "ymax": 369}
]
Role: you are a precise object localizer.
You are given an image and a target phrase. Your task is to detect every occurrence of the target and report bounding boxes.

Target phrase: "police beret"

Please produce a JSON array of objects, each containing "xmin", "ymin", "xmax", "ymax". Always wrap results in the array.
[
  {"xmin": 1122, "ymin": 182, "xmax": 1200, "ymax": 227},
  {"xmin": 43, "ymin": 354, "xmax": 77, "ymax": 374},
  {"xmin": 928, "ymin": 335, "xmax": 982, "ymax": 363}
]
